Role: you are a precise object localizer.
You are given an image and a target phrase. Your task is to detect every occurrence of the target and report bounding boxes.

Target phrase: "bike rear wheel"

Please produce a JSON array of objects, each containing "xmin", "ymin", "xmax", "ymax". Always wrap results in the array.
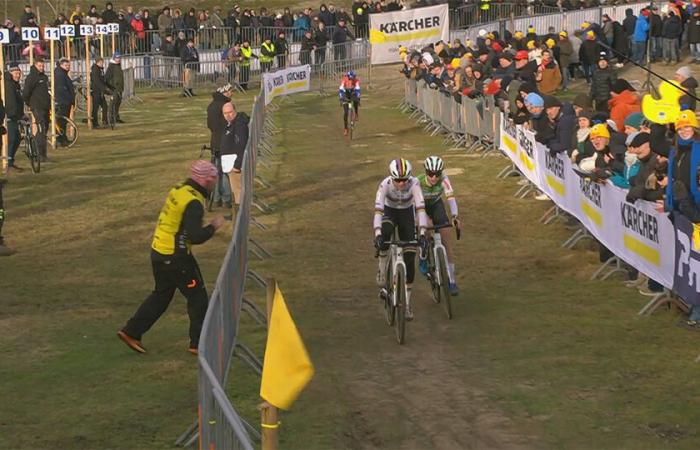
[
  {"xmin": 436, "ymin": 247, "xmax": 453, "ymax": 319},
  {"xmin": 49, "ymin": 116, "xmax": 79, "ymax": 148},
  {"xmin": 394, "ymin": 264, "xmax": 406, "ymax": 344},
  {"xmin": 349, "ymin": 107, "xmax": 355, "ymax": 140},
  {"xmin": 428, "ymin": 244, "xmax": 441, "ymax": 304},
  {"xmin": 25, "ymin": 136, "xmax": 40, "ymax": 174}
]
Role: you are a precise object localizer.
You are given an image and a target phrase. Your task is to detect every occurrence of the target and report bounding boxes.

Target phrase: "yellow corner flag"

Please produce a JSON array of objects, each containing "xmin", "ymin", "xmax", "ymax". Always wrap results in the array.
[{"xmin": 260, "ymin": 285, "xmax": 314, "ymax": 410}]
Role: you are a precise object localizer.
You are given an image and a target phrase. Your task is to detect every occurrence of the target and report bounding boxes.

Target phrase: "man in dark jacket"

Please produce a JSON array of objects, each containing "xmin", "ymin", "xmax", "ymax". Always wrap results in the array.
[
  {"xmin": 544, "ymin": 96, "xmax": 576, "ymax": 155},
  {"xmin": 333, "ymin": 19, "xmax": 355, "ymax": 61},
  {"xmin": 649, "ymin": 6, "xmax": 663, "ymax": 62},
  {"xmin": 102, "ymin": 2, "xmax": 118, "ymax": 23},
  {"xmin": 90, "ymin": 58, "xmax": 110, "ymax": 128},
  {"xmin": 590, "ymin": 53, "xmax": 616, "ymax": 111},
  {"xmin": 662, "ymin": 11, "xmax": 682, "ymax": 64},
  {"xmin": 689, "ymin": 8, "xmax": 700, "ymax": 64},
  {"xmin": 274, "ymin": 32, "xmax": 289, "ymax": 68},
  {"xmin": 514, "ymin": 50, "xmax": 538, "ymax": 85},
  {"xmin": 105, "ymin": 52, "xmax": 125, "ymax": 123},
  {"xmin": 579, "ymin": 31, "xmax": 603, "ymax": 84},
  {"xmin": 675, "ymin": 66, "xmax": 698, "ymax": 111},
  {"xmin": 22, "ymin": 57, "xmax": 50, "ymax": 161},
  {"xmin": 626, "ymin": 132, "xmax": 666, "ymax": 203},
  {"xmin": 622, "ymin": 8, "xmax": 637, "ymax": 58},
  {"xmin": 206, "ymin": 81, "xmax": 234, "ymax": 209},
  {"xmin": 221, "ymin": 102, "xmax": 250, "ymax": 222},
  {"xmin": 54, "ymin": 58, "xmax": 75, "ymax": 147},
  {"xmin": 300, "ymin": 30, "xmax": 315, "ymax": 65},
  {"xmin": 4, "ymin": 66, "xmax": 24, "ymax": 171}
]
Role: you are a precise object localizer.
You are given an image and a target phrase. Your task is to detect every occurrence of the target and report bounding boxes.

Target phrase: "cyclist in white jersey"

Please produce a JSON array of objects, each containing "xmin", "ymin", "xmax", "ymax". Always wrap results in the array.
[{"xmin": 373, "ymin": 158, "xmax": 428, "ymax": 320}]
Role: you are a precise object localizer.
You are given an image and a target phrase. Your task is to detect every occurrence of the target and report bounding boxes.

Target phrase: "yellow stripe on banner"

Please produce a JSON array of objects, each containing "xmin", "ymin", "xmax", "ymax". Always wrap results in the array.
[
  {"xmin": 546, "ymin": 175, "xmax": 565, "ymax": 197},
  {"xmin": 519, "ymin": 150, "xmax": 535, "ymax": 171},
  {"xmin": 286, "ymin": 80, "xmax": 307, "ymax": 91},
  {"xmin": 369, "ymin": 28, "xmax": 441, "ymax": 44},
  {"xmin": 503, "ymin": 133, "xmax": 517, "ymax": 154},
  {"xmin": 580, "ymin": 199, "xmax": 603, "ymax": 227},
  {"xmin": 623, "ymin": 233, "xmax": 661, "ymax": 266},
  {"xmin": 271, "ymin": 86, "xmax": 284, "ymax": 96}
]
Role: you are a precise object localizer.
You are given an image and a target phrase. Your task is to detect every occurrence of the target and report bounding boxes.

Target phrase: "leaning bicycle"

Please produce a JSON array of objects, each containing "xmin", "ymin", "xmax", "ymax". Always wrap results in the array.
[
  {"xmin": 19, "ymin": 118, "xmax": 40, "ymax": 174},
  {"xmin": 377, "ymin": 232, "xmax": 417, "ymax": 345},
  {"xmin": 47, "ymin": 107, "xmax": 79, "ymax": 148},
  {"xmin": 342, "ymin": 98, "xmax": 358, "ymax": 140},
  {"xmin": 425, "ymin": 223, "xmax": 459, "ymax": 319},
  {"xmin": 105, "ymin": 94, "xmax": 116, "ymax": 130}
]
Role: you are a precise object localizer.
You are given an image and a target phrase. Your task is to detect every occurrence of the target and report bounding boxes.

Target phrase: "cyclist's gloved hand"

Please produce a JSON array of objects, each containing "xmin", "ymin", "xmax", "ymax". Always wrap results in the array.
[
  {"xmin": 374, "ymin": 235, "xmax": 385, "ymax": 251},
  {"xmin": 418, "ymin": 234, "xmax": 429, "ymax": 258}
]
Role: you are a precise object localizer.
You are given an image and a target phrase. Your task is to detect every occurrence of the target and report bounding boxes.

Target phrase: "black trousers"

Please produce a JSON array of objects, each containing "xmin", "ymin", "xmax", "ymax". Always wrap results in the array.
[
  {"xmin": 56, "ymin": 104, "xmax": 71, "ymax": 143},
  {"xmin": 380, "ymin": 206, "xmax": 417, "ymax": 283},
  {"xmin": 113, "ymin": 91, "xmax": 122, "ymax": 120},
  {"xmin": 240, "ymin": 65, "xmax": 250, "ymax": 89},
  {"xmin": 91, "ymin": 94, "xmax": 107, "ymax": 126},
  {"xmin": 123, "ymin": 254, "xmax": 209, "ymax": 346}
]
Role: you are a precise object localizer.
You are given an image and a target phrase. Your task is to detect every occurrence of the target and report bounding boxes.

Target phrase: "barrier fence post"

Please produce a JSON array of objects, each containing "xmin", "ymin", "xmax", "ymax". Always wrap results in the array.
[
  {"xmin": 85, "ymin": 35, "xmax": 92, "ymax": 130},
  {"xmin": 48, "ymin": 33, "xmax": 57, "ymax": 150},
  {"xmin": 0, "ymin": 41, "xmax": 6, "ymax": 171},
  {"xmin": 260, "ymin": 278, "xmax": 279, "ymax": 450}
]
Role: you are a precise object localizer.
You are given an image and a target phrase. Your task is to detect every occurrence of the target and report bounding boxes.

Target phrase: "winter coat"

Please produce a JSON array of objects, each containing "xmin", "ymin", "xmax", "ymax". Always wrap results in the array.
[
  {"xmin": 318, "ymin": 9, "xmax": 334, "ymax": 26},
  {"xmin": 221, "ymin": 112, "xmax": 250, "ymax": 171},
  {"xmin": 680, "ymin": 76, "xmax": 699, "ymax": 111},
  {"xmin": 131, "ymin": 18, "xmax": 145, "ymax": 39},
  {"xmin": 546, "ymin": 103, "xmax": 576, "ymax": 154},
  {"xmin": 590, "ymin": 66, "xmax": 616, "ymax": 106},
  {"xmin": 689, "ymin": 13, "xmax": 700, "ymax": 44},
  {"xmin": 608, "ymin": 90, "xmax": 641, "ymax": 132},
  {"xmin": 613, "ymin": 21, "xmax": 629, "ymax": 55},
  {"xmin": 54, "ymin": 66, "xmax": 75, "ymax": 107},
  {"xmin": 650, "ymin": 13, "xmax": 663, "ymax": 37},
  {"xmin": 579, "ymin": 40, "xmax": 603, "ymax": 66},
  {"xmin": 633, "ymin": 14, "xmax": 649, "ymax": 42},
  {"xmin": 602, "ymin": 21, "xmax": 614, "ymax": 41},
  {"xmin": 207, "ymin": 92, "xmax": 230, "ymax": 150},
  {"xmin": 22, "ymin": 65, "xmax": 50, "ymax": 113},
  {"xmin": 537, "ymin": 62, "xmax": 562, "ymax": 95},
  {"xmin": 105, "ymin": 61, "xmax": 124, "ymax": 93},
  {"xmin": 90, "ymin": 63, "xmax": 109, "ymax": 96},
  {"xmin": 627, "ymin": 153, "xmax": 663, "ymax": 202},
  {"xmin": 3, "ymin": 72, "xmax": 24, "ymax": 120},
  {"xmin": 558, "ymin": 39, "xmax": 574, "ymax": 67},
  {"xmin": 515, "ymin": 60, "xmax": 538, "ymax": 85},
  {"xmin": 662, "ymin": 14, "xmax": 683, "ymax": 39},
  {"xmin": 623, "ymin": 10, "xmax": 637, "ymax": 36}
]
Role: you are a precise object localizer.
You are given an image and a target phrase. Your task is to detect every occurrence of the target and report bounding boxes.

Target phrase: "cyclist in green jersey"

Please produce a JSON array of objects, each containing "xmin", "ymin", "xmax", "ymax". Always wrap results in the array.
[{"xmin": 418, "ymin": 156, "xmax": 460, "ymax": 295}]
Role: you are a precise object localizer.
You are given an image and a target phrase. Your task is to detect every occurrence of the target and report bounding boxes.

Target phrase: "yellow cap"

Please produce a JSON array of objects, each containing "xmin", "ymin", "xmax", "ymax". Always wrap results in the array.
[
  {"xmin": 451, "ymin": 58, "xmax": 461, "ymax": 69},
  {"xmin": 514, "ymin": 31, "xmax": 524, "ymax": 39},
  {"xmin": 527, "ymin": 40, "xmax": 536, "ymax": 50},
  {"xmin": 546, "ymin": 38, "xmax": 556, "ymax": 48},
  {"xmin": 559, "ymin": 31, "xmax": 568, "ymax": 38},
  {"xmin": 676, "ymin": 110, "xmax": 699, "ymax": 130},
  {"xmin": 527, "ymin": 26, "xmax": 536, "ymax": 33},
  {"xmin": 586, "ymin": 30, "xmax": 595, "ymax": 39},
  {"xmin": 581, "ymin": 21, "xmax": 590, "ymax": 29},
  {"xmin": 486, "ymin": 33, "xmax": 495, "ymax": 40},
  {"xmin": 590, "ymin": 124, "xmax": 611, "ymax": 139}
]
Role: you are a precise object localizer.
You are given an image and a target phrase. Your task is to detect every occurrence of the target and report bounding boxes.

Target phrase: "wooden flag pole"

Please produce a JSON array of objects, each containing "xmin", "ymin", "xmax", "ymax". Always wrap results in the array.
[
  {"xmin": 85, "ymin": 36, "xmax": 92, "ymax": 130},
  {"xmin": 49, "ymin": 38, "xmax": 56, "ymax": 150},
  {"xmin": 100, "ymin": 34, "xmax": 104, "ymax": 59},
  {"xmin": 29, "ymin": 38, "xmax": 34, "ymax": 65},
  {"xmin": 0, "ymin": 43, "xmax": 7, "ymax": 171},
  {"xmin": 111, "ymin": 31, "xmax": 116, "ymax": 55},
  {"xmin": 259, "ymin": 278, "xmax": 279, "ymax": 450}
]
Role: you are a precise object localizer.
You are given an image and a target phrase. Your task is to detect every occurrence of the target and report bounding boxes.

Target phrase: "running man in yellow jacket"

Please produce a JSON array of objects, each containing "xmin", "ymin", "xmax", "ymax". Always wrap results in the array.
[{"xmin": 118, "ymin": 160, "xmax": 225, "ymax": 356}]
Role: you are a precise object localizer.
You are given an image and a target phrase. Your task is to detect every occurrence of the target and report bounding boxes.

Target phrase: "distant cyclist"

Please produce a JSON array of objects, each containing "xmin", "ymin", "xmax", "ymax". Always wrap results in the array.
[
  {"xmin": 339, "ymin": 70, "xmax": 360, "ymax": 137},
  {"xmin": 418, "ymin": 156, "xmax": 460, "ymax": 295},
  {"xmin": 373, "ymin": 158, "xmax": 428, "ymax": 321}
]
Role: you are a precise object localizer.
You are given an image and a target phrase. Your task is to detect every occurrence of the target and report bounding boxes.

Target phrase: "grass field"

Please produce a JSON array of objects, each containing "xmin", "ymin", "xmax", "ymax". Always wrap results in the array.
[{"xmin": 3, "ymin": 64, "xmax": 700, "ymax": 450}]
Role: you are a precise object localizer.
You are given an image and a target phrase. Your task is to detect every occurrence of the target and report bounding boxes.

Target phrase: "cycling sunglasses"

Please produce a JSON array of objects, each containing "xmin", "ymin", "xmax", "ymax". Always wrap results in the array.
[
  {"xmin": 426, "ymin": 170, "xmax": 442, "ymax": 177},
  {"xmin": 392, "ymin": 177, "xmax": 409, "ymax": 183}
]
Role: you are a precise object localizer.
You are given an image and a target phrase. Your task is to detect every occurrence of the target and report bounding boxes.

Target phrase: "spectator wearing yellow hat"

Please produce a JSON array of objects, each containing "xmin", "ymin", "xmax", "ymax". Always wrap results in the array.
[
  {"xmin": 512, "ymin": 31, "xmax": 526, "ymax": 51},
  {"xmin": 664, "ymin": 111, "xmax": 700, "ymax": 211},
  {"xmin": 558, "ymin": 31, "xmax": 574, "ymax": 91},
  {"xmin": 579, "ymin": 30, "xmax": 603, "ymax": 84}
]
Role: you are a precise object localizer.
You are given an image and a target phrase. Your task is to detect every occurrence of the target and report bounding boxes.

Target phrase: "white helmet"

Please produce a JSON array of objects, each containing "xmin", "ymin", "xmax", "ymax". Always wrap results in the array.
[
  {"xmin": 424, "ymin": 156, "xmax": 444, "ymax": 173},
  {"xmin": 389, "ymin": 158, "xmax": 412, "ymax": 180}
]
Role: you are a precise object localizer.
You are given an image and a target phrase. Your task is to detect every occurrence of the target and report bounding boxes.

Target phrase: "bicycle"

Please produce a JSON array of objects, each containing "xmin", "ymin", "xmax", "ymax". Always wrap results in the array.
[
  {"xmin": 377, "ymin": 231, "xmax": 417, "ymax": 345},
  {"xmin": 19, "ymin": 118, "xmax": 40, "ymax": 174},
  {"xmin": 47, "ymin": 104, "xmax": 79, "ymax": 148},
  {"xmin": 424, "ymin": 223, "xmax": 460, "ymax": 319},
  {"xmin": 341, "ymin": 97, "xmax": 358, "ymax": 140},
  {"xmin": 105, "ymin": 94, "xmax": 116, "ymax": 130}
]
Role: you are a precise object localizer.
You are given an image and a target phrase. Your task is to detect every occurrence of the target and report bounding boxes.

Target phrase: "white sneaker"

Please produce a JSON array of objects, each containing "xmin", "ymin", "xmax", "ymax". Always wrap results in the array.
[
  {"xmin": 534, "ymin": 193, "xmax": 550, "ymax": 201},
  {"xmin": 405, "ymin": 304, "xmax": 414, "ymax": 321},
  {"xmin": 614, "ymin": 63, "xmax": 624, "ymax": 68}
]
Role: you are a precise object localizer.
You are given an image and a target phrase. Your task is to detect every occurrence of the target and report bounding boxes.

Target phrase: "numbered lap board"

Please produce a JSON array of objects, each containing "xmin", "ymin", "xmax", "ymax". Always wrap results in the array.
[
  {"xmin": 22, "ymin": 27, "xmax": 40, "ymax": 41},
  {"xmin": 44, "ymin": 27, "xmax": 60, "ymax": 40},
  {"xmin": 96, "ymin": 24, "xmax": 109, "ymax": 35},
  {"xmin": 0, "ymin": 28, "xmax": 8, "ymax": 44},
  {"xmin": 60, "ymin": 25, "xmax": 76, "ymax": 37},
  {"xmin": 80, "ymin": 25, "xmax": 94, "ymax": 36}
]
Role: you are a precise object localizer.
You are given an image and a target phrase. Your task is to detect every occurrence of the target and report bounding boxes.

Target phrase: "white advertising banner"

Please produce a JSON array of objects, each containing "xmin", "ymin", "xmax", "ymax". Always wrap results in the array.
[
  {"xmin": 262, "ymin": 64, "xmax": 311, "ymax": 105},
  {"xmin": 369, "ymin": 4, "xmax": 449, "ymax": 65},
  {"xmin": 499, "ymin": 113, "xmax": 675, "ymax": 288}
]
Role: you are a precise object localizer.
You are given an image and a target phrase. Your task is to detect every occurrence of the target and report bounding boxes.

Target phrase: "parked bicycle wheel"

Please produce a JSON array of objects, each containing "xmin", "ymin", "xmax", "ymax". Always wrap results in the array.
[
  {"xmin": 24, "ymin": 133, "xmax": 40, "ymax": 174},
  {"xmin": 394, "ymin": 264, "xmax": 406, "ymax": 344},
  {"xmin": 436, "ymin": 246, "xmax": 452, "ymax": 319},
  {"xmin": 49, "ymin": 116, "xmax": 79, "ymax": 148}
]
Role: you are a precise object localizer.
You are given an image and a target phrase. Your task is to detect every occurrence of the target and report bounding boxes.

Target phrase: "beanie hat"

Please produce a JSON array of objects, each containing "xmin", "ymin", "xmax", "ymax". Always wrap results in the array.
[
  {"xmin": 590, "ymin": 123, "xmax": 611, "ymax": 139},
  {"xmin": 543, "ymin": 95, "xmax": 562, "ymax": 109},
  {"xmin": 624, "ymin": 112, "xmax": 644, "ymax": 130},
  {"xmin": 625, "ymin": 131, "xmax": 640, "ymax": 146},
  {"xmin": 514, "ymin": 31, "xmax": 524, "ymax": 39},
  {"xmin": 559, "ymin": 31, "xmax": 568, "ymax": 38},
  {"xmin": 611, "ymin": 78, "xmax": 634, "ymax": 94},
  {"xmin": 586, "ymin": 30, "xmax": 596, "ymax": 40},
  {"xmin": 652, "ymin": 141, "xmax": 670, "ymax": 158},
  {"xmin": 629, "ymin": 132, "xmax": 651, "ymax": 148},
  {"xmin": 598, "ymin": 51, "xmax": 608, "ymax": 61},
  {"xmin": 525, "ymin": 92, "xmax": 544, "ymax": 107},
  {"xmin": 478, "ymin": 29, "xmax": 487, "ymax": 37},
  {"xmin": 190, "ymin": 160, "xmax": 218, "ymax": 186},
  {"xmin": 527, "ymin": 26, "xmax": 536, "ymax": 34},
  {"xmin": 546, "ymin": 38, "xmax": 556, "ymax": 48},
  {"xmin": 527, "ymin": 40, "xmax": 536, "ymax": 50},
  {"xmin": 573, "ymin": 93, "xmax": 592, "ymax": 109},
  {"xmin": 676, "ymin": 66, "xmax": 692, "ymax": 79},
  {"xmin": 581, "ymin": 22, "xmax": 590, "ymax": 29},
  {"xmin": 676, "ymin": 110, "xmax": 699, "ymax": 130}
]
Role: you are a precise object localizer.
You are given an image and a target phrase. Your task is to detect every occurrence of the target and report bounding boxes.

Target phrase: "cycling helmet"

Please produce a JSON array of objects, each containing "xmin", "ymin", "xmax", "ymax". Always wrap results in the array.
[
  {"xmin": 424, "ymin": 156, "xmax": 444, "ymax": 173},
  {"xmin": 389, "ymin": 158, "xmax": 412, "ymax": 180},
  {"xmin": 347, "ymin": 70, "xmax": 356, "ymax": 79}
]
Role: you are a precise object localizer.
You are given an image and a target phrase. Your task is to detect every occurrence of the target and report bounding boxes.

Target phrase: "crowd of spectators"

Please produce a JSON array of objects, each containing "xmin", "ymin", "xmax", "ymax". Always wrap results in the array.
[{"xmin": 400, "ymin": 11, "xmax": 700, "ymax": 328}]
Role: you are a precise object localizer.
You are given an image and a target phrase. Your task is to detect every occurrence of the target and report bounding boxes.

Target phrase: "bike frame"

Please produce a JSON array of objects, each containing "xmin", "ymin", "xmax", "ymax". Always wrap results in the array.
[
  {"xmin": 388, "ymin": 242, "xmax": 408, "ymax": 308},
  {"xmin": 430, "ymin": 233, "xmax": 447, "ymax": 287}
]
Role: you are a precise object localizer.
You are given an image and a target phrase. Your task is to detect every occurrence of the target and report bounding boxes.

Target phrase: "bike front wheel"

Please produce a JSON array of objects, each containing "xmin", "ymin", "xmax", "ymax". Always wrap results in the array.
[
  {"xmin": 436, "ymin": 246, "xmax": 453, "ymax": 319},
  {"xmin": 384, "ymin": 258, "xmax": 395, "ymax": 326},
  {"xmin": 49, "ymin": 116, "xmax": 79, "ymax": 148},
  {"xmin": 394, "ymin": 263, "xmax": 407, "ymax": 344},
  {"xmin": 25, "ymin": 135, "xmax": 40, "ymax": 174}
]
